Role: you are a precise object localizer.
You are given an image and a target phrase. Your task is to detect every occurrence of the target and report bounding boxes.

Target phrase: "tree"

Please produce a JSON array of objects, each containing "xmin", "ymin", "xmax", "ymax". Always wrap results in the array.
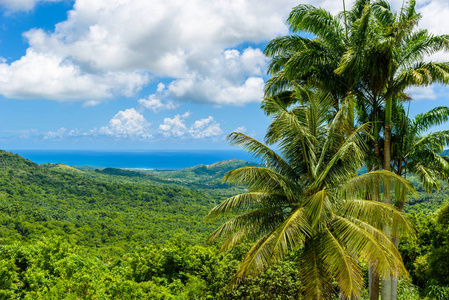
[
  {"xmin": 362, "ymin": 2, "xmax": 449, "ymax": 298},
  {"xmin": 263, "ymin": 1, "xmax": 373, "ymax": 108},
  {"xmin": 207, "ymin": 91, "xmax": 414, "ymax": 299},
  {"xmin": 265, "ymin": 1, "xmax": 449, "ymax": 299},
  {"xmin": 392, "ymin": 105, "xmax": 449, "ymax": 200}
]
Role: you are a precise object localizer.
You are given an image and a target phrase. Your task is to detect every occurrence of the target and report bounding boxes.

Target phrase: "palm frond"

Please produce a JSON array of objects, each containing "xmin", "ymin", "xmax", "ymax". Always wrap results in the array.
[
  {"xmin": 206, "ymin": 192, "xmax": 286, "ymax": 220},
  {"xmin": 222, "ymin": 166, "xmax": 300, "ymax": 201},
  {"xmin": 227, "ymin": 132, "xmax": 297, "ymax": 179},
  {"xmin": 321, "ymin": 228, "xmax": 363, "ymax": 299},
  {"xmin": 332, "ymin": 216, "xmax": 408, "ymax": 279},
  {"xmin": 340, "ymin": 170, "xmax": 416, "ymax": 200},
  {"xmin": 208, "ymin": 208, "xmax": 284, "ymax": 245},
  {"xmin": 287, "ymin": 4, "xmax": 345, "ymax": 52},
  {"xmin": 299, "ymin": 239, "xmax": 335, "ymax": 300},
  {"xmin": 339, "ymin": 199, "xmax": 414, "ymax": 237},
  {"xmin": 413, "ymin": 107, "xmax": 449, "ymax": 134}
]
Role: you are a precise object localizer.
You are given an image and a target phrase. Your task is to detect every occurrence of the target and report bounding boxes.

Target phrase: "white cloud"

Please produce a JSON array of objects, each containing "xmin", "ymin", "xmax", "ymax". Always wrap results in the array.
[
  {"xmin": 189, "ymin": 116, "xmax": 223, "ymax": 139},
  {"xmin": 40, "ymin": 110, "xmax": 223, "ymax": 141},
  {"xmin": 166, "ymin": 48, "xmax": 266, "ymax": 105},
  {"xmin": 158, "ymin": 112, "xmax": 190, "ymax": 138},
  {"xmin": 0, "ymin": 50, "xmax": 149, "ymax": 102},
  {"xmin": 98, "ymin": 108, "xmax": 152, "ymax": 139},
  {"xmin": 0, "ymin": 0, "xmax": 61, "ymax": 11},
  {"xmin": 3, "ymin": 0, "xmax": 448, "ymax": 106},
  {"xmin": 25, "ymin": 0, "xmax": 293, "ymax": 74},
  {"xmin": 44, "ymin": 127, "xmax": 67, "ymax": 140},
  {"xmin": 1, "ymin": 0, "xmax": 296, "ymax": 104},
  {"xmin": 138, "ymin": 92, "xmax": 178, "ymax": 113},
  {"xmin": 157, "ymin": 112, "xmax": 223, "ymax": 139},
  {"xmin": 233, "ymin": 126, "xmax": 247, "ymax": 134},
  {"xmin": 406, "ymin": 86, "xmax": 438, "ymax": 101}
]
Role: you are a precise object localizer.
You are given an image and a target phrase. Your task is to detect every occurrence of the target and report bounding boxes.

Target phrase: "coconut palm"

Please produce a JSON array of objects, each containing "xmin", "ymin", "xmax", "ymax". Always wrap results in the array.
[
  {"xmin": 391, "ymin": 104, "xmax": 449, "ymax": 205},
  {"xmin": 207, "ymin": 91, "xmax": 414, "ymax": 299},
  {"xmin": 263, "ymin": 0, "xmax": 376, "ymax": 109},
  {"xmin": 265, "ymin": 1, "xmax": 449, "ymax": 298},
  {"xmin": 353, "ymin": 2, "xmax": 449, "ymax": 298}
]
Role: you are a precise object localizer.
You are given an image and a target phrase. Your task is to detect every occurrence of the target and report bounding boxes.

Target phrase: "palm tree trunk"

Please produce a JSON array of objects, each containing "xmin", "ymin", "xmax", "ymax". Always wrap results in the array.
[
  {"xmin": 381, "ymin": 94, "xmax": 393, "ymax": 300},
  {"xmin": 390, "ymin": 183, "xmax": 406, "ymax": 300},
  {"xmin": 369, "ymin": 265, "xmax": 380, "ymax": 300},
  {"xmin": 390, "ymin": 236, "xmax": 399, "ymax": 300},
  {"xmin": 369, "ymin": 112, "xmax": 382, "ymax": 300},
  {"xmin": 383, "ymin": 104, "xmax": 392, "ymax": 173}
]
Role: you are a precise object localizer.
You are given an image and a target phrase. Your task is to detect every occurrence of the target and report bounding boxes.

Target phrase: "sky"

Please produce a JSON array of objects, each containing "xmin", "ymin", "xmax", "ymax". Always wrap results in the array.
[{"xmin": 0, "ymin": 0, "xmax": 448, "ymax": 150}]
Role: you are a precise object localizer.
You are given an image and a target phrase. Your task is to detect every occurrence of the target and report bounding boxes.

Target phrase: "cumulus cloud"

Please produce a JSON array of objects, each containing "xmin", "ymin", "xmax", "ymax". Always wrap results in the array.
[
  {"xmin": 0, "ymin": 50, "xmax": 149, "ymax": 101},
  {"xmin": 139, "ymin": 96, "xmax": 178, "ymax": 113},
  {"xmin": 24, "ymin": 0, "xmax": 293, "ymax": 74},
  {"xmin": 406, "ymin": 86, "xmax": 438, "ymax": 101},
  {"xmin": 189, "ymin": 116, "xmax": 223, "ymax": 139},
  {"xmin": 98, "ymin": 108, "xmax": 152, "ymax": 139},
  {"xmin": 3, "ymin": 0, "xmax": 447, "ymax": 105},
  {"xmin": 41, "ymin": 110, "xmax": 223, "ymax": 141},
  {"xmin": 138, "ymin": 84, "xmax": 179, "ymax": 112},
  {"xmin": 159, "ymin": 112, "xmax": 190, "ymax": 137},
  {"xmin": 158, "ymin": 112, "xmax": 190, "ymax": 138},
  {"xmin": 0, "ymin": 0, "xmax": 298, "ymax": 104},
  {"xmin": 43, "ymin": 127, "xmax": 67, "ymax": 140},
  {"xmin": 0, "ymin": 0, "xmax": 60, "ymax": 11},
  {"xmin": 158, "ymin": 112, "xmax": 222, "ymax": 139},
  {"xmin": 166, "ymin": 48, "xmax": 266, "ymax": 105}
]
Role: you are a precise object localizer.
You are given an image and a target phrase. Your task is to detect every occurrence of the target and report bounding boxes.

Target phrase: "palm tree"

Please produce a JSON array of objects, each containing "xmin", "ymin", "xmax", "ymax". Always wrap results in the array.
[
  {"xmin": 207, "ymin": 91, "xmax": 414, "ymax": 299},
  {"xmin": 392, "ymin": 105, "xmax": 449, "ymax": 200},
  {"xmin": 264, "ymin": 1, "xmax": 373, "ymax": 108},
  {"xmin": 352, "ymin": 2, "xmax": 449, "ymax": 298},
  {"xmin": 265, "ymin": 1, "xmax": 449, "ymax": 298},
  {"xmin": 377, "ymin": 104, "xmax": 449, "ymax": 300}
]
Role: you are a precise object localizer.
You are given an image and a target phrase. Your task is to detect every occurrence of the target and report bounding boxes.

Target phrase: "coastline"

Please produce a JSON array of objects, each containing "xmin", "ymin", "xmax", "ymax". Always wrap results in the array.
[{"xmin": 6, "ymin": 149, "xmax": 255, "ymax": 170}]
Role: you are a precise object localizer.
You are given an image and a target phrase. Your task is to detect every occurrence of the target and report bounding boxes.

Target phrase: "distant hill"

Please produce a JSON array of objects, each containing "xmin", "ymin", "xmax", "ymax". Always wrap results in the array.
[
  {"xmin": 0, "ymin": 150, "xmax": 224, "ymax": 249},
  {"xmin": 72, "ymin": 159, "xmax": 258, "ymax": 196},
  {"xmin": 149, "ymin": 158, "xmax": 257, "ymax": 181}
]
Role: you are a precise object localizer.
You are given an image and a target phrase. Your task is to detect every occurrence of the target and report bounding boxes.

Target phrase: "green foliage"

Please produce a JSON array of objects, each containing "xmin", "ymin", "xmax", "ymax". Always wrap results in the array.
[
  {"xmin": 76, "ymin": 159, "xmax": 258, "ymax": 197},
  {"xmin": 208, "ymin": 92, "xmax": 413, "ymax": 299},
  {"xmin": 0, "ymin": 151, "xmax": 223, "ymax": 248},
  {"xmin": 398, "ymin": 201, "xmax": 449, "ymax": 298},
  {"xmin": 219, "ymin": 260, "xmax": 303, "ymax": 300},
  {"xmin": 0, "ymin": 148, "xmax": 448, "ymax": 298},
  {"xmin": 0, "ymin": 237, "xmax": 240, "ymax": 299}
]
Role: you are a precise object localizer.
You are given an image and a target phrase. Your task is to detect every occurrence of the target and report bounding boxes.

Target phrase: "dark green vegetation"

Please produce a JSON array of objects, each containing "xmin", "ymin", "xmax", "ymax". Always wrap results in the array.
[
  {"xmin": 0, "ymin": 151, "xmax": 222, "ymax": 247},
  {"xmin": 91, "ymin": 158, "xmax": 258, "ymax": 197},
  {"xmin": 0, "ymin": 149, "xmax": 448, "ymax": 299},
  {"xmin": 0, "ymin": 150, "xmax": 305, "ymax": 299}
]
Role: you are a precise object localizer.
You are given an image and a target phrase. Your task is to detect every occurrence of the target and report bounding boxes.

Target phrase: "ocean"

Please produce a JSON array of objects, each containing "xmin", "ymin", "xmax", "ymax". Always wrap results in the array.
[{"xmin": 9, "ymin": 150, "xmax": 257, "ymax": 170}]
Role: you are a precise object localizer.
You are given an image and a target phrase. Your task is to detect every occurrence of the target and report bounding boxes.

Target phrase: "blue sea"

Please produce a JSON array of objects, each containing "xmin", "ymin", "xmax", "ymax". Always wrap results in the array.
[{"xmin": 9, "ymin": 150, "xmax": 257, "ymax": 170}]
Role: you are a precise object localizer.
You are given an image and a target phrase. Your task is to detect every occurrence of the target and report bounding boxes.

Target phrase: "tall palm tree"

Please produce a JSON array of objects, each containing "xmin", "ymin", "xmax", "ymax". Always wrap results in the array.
[
  {"xmin": 207, "ymin": 92, "xmax": 414, "ymax": 299},
  {"xmin": 353, "ymin": 2, "xmax": 449, "ymax": 299},
  {"xmin": 379, "ymin": 104, "xmax": 449, "ymax": 300},
  {"xmin": 392, "ymin": 105, "xmax": 449, "ymax": 200},
  {"xmin": 265, "ymin": 1, "xmax": 449, "ymax": 299},
  {"xmin": 263, "ymin": 0, "xmax": 374, "ymax": 109}
]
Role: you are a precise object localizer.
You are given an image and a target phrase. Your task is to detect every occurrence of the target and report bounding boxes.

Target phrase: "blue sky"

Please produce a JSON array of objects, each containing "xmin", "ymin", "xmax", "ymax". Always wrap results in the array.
[{"xmin": 0, "ymin": 0, "xmax": 448, "ymax": 150}]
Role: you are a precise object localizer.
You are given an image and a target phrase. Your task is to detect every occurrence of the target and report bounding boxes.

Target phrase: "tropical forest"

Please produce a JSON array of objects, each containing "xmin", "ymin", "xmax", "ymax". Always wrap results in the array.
[{"xmin": 2, "ymin": 0, "xmax": 449, "ymax": 299}]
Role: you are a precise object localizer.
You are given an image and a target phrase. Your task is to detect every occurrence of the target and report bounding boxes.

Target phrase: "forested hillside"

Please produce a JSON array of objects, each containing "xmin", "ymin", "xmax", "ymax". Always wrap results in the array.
[
  {"xmin": 0, "ymin": 151, "xmax": 226, "ymax": 248},
  {"xmin": 1, "ymin": 150, "xmax": 449, "ymax": 299},
  {"xmin": 0, "ymin": 151, "xmax": 301, "ymax": 299}
]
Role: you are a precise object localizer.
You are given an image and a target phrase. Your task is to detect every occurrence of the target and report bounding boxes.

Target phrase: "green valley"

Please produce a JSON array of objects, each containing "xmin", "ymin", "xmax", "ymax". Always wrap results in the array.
[{"xmin": 0, "ymin": 150, "xmax": 449, "ymax": 299}]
